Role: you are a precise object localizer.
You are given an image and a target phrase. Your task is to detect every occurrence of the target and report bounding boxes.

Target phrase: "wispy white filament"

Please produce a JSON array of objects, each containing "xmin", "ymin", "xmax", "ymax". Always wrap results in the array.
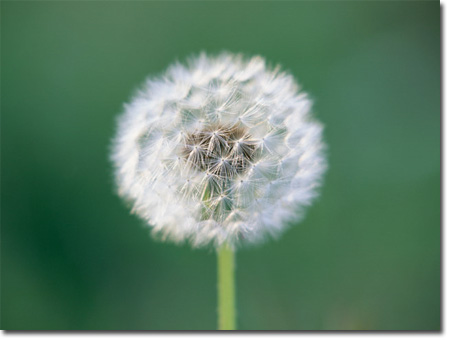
[{"xmin": 111, "ymin": 52, "xmax": 327, "ymax": 248}]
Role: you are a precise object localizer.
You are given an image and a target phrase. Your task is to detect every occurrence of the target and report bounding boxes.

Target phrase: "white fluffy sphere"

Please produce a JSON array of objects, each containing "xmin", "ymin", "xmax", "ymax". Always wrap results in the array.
[{"xmin": 111, "ymin": 52, "xmax": 327, "ymax": 248}]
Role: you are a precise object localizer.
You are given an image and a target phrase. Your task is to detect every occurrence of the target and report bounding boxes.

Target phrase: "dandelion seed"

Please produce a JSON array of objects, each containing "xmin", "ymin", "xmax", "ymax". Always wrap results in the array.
[{"xmin": 111, "ymin": 52, "xmax": 327, "ymax": 249}]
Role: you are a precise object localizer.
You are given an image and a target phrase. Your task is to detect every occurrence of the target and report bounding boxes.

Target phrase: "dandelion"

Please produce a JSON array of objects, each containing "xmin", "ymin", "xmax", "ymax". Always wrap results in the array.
[{"xmin": 111, "ymin": 52, "xmax": 327, "ymax": 330}]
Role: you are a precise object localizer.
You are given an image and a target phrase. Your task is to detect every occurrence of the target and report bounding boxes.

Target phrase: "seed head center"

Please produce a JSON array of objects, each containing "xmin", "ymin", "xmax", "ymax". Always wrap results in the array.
[{"xmin": 181, "ymin": 124, "xmax": 257, "ymax": 178}]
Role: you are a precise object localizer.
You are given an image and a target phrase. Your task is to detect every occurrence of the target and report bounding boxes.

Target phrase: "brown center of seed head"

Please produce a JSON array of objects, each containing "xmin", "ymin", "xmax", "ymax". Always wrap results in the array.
[{"xmin": 182, "ymin": 124, "xmax": 258, "ymax": 179}]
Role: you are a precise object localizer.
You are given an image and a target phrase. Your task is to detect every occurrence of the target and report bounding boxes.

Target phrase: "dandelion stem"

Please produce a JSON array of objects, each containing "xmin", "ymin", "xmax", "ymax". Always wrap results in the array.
[{"xmin": 217, "ymin": 244, "xmax": 236, "ymax": 330}]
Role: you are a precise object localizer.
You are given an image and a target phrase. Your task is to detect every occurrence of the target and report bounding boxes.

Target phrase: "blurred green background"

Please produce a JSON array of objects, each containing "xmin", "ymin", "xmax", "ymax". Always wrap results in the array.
[{"xmin": 1, "ymin": 0, "xmax": 440, "ymax": 331}]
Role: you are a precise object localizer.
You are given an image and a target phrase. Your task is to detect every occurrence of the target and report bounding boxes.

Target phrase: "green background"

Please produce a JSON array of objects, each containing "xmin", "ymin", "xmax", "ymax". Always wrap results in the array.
[{"xmin": 1, "ymin": 0, "xmax": 440, "ymax": 331}]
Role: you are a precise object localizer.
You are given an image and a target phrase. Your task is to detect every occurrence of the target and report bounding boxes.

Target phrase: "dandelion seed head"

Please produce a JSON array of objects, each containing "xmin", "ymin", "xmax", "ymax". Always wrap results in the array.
[{"xmin": 111, "ymin": 52, "xmax": 327, "ymax": 248}]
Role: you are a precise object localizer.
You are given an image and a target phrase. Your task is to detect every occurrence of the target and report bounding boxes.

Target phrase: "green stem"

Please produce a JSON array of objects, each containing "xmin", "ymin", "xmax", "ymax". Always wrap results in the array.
[{"xmin": 217, "ymin": 244, "xmax": 236, "ymax": 330}]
